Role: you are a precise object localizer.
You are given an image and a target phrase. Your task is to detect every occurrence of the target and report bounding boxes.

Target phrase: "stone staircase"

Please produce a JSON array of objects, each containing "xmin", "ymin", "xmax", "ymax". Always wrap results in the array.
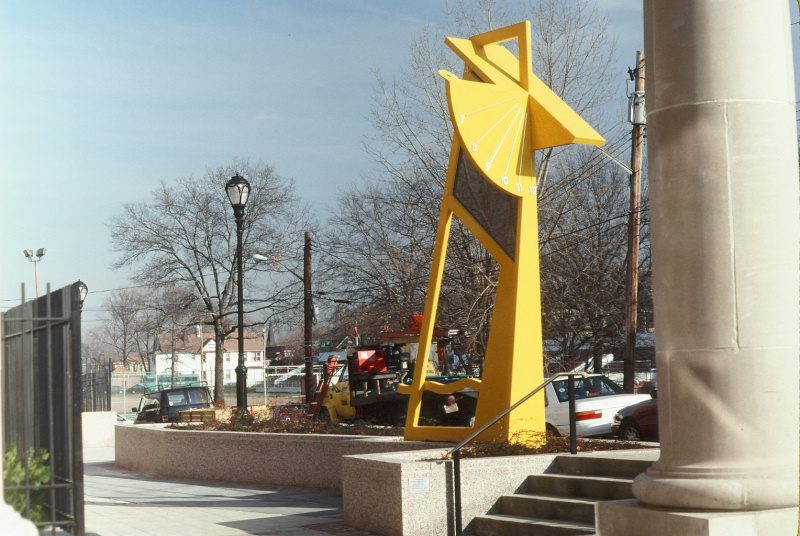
[{"xmin": 470, "ymin": 455, "xmax": 653, "ymax": 536}]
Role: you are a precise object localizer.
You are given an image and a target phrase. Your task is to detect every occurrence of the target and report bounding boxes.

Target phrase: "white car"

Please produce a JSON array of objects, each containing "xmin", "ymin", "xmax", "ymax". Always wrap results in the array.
[
  {"xmin": 544, "ymin": 374, "xmax": 650, "ymax": 437},
  {"xmin": 116, "ymin": 412, "xmax": 136, "ymax": 426}
]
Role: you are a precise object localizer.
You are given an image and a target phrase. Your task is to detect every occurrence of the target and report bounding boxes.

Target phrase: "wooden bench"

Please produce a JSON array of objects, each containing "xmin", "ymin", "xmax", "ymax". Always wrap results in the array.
[{"xmin": 177, "ymin": 409, "xmax": 216, "ymax": 423}]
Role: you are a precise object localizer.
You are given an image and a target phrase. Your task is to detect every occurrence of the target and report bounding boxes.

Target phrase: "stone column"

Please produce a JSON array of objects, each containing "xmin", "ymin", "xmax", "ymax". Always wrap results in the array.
[{"xmin": 633, "ymin": 0, "xmax": 799, "ymax": 513}]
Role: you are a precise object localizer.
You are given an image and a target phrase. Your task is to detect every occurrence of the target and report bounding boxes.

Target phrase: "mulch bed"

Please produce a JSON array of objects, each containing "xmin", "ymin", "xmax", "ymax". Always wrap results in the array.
[
  {"xmin": 458, "ymin": 435, "xmax": 648, "ymax": 459},
  {"xmin": 171, "ymin": 415, "xmax": 651, "ymax": 458},
  {"xmin": 172, "ymin": 414, "xmax": 404, "ymax": 436}
]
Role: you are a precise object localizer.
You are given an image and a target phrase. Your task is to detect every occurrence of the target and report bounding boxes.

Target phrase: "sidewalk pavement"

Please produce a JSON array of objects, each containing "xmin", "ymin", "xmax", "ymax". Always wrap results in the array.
[{"xmin": 83, "ymin": 447, "xmax": 376, "ymax": 536}]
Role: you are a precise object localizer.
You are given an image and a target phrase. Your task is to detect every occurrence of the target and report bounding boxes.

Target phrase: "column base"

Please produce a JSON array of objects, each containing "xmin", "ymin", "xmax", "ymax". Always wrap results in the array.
[
  {"xmin": 633, "ymin": 469, "xmax": 797, "ymax": 510},
  {"xmin": 0, "ymin": 502, "xmax": 38, "ymax": 535},
  {"xmin": 596, "ymin": 499, "xmax": 798, "ymax": 536}
]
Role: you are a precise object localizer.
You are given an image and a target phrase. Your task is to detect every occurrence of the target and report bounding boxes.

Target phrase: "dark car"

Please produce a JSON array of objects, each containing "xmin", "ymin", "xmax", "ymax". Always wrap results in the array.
[
  {"xmin": 611, "ymin": 390, "xmax": 658, "ymax": 441},
  {"xmin": 133, "ymin": 385, "xmax": 213, "ymax": 423}
]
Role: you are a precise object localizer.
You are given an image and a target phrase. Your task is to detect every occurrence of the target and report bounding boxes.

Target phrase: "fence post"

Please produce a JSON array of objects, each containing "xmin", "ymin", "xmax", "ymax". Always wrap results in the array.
[{"xmin": 91, "ymin": 372, "xmax": 96, "ymax": 412}]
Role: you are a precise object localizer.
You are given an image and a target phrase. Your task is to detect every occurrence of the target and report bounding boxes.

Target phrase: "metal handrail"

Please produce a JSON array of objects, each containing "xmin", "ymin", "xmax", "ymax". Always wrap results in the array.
[{"xmin": 447, "ymin": 371, "xmax": 588, "ymax": 536}]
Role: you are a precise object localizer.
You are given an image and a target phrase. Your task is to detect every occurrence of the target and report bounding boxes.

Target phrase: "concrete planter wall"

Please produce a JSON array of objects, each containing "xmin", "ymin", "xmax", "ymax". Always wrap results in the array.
[
  {"xmin": 82, "ymin": 412, "xmax": 117, "ymax": 448},
  {"xmin": 116, "ymin": 425, "xmax": 655, "ymax": 536},
  {"xmin": 342, "ymin": 449, "xmax": 562, "ymax": 536},
  {"xmin": 114, "ymin": 424, "xmax": 448, "ymax": 490}
]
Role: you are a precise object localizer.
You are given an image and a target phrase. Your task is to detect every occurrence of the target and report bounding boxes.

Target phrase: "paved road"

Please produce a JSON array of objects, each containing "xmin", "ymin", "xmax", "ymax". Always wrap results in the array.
[{"xmin": 83, "ymin": 448, "xmax": 376, "ymax": 536}]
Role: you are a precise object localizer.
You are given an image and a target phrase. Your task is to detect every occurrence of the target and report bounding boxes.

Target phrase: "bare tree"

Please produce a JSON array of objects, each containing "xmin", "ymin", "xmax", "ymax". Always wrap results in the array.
[
  {"xmin": 109, "ymin": 160, "xmax": 310, "ymax": 402},
  {"xmin": 88, "ymin": 285, "xmax": 200, "ymax": 373},
  {"xmin": 82, "ymin": 328, "xmax": 114, "ymax": 374},
  {"xmin": 318, "ymin": 0, "xmax": 631, "ymax": 363},
  {"xmin": 148, "ymin": 286, "xmax": 203, "ymax": 384},
  {"xmin": 134, "ymin": 285, "xmax": 201, "ymax": 376},
  {"xmin": 94, "ymin": 289, "xmax": 141, "ymax": 369},
  {"xmin": 539, "ymin": 147, "xmax": 639, "ymax": 371}
]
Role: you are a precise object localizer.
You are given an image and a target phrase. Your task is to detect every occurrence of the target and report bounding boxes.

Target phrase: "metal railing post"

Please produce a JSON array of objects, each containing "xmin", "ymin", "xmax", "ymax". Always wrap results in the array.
[
  {"xmin": 444, "ymin": 371, "xmax": 588, "ymax": 533},
  {"xmin": 567, "ymin": 373, "xmax": 577, "ymax": 455},
  {"xmin": 453, "ymin": 449, "xmax": 462, "ymax": 536}
]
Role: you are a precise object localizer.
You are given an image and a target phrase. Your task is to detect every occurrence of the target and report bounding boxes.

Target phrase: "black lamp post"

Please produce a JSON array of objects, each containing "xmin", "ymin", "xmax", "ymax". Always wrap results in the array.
[{"xmin": 226, "ymin": 173, "xmax": 251, "ymax": 418}]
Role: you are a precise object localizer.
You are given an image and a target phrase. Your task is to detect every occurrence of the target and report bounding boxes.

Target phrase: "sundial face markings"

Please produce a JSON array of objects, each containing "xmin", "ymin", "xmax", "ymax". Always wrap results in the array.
[
  {"xmin": 516, "ymin": 182, "xmax": 523, "ymax": 193},
  {"xmin": 518, "ymin": 111, "xmax": 529, "ymax": 177},
  {"xmin": 487, "ymin": 106, "xmax": 522, "ymax": 174},
  {"xmin": 461, "ymin": 97, "xmax": 517, "ymax": 120},
  {"xmin": 530, "ymin": 185, "xmax": 537, "ymax": 196},
  {"xmin": 474, "ymin": 103, "xmax": 518, "ymax": 146},
  {"xmin": 504, "ymin": 107, "xmax": 527, "ymax": 180}
]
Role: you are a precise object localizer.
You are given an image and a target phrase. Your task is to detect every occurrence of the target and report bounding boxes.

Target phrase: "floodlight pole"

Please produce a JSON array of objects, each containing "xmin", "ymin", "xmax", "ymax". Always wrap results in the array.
[{"xmin": 23, "ymin": 248, "xmax": 46, "ymax": 298}]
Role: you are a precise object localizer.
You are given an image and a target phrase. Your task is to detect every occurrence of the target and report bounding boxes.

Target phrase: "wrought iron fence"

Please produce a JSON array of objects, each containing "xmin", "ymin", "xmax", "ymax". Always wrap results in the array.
[
  {"xmin": 257, "ymin": 365, "xmax": 322, "ymax": 394},
  {"xmin": 2, "ymin": 283, "xmax": 85, "ymax": 535},
  {"xmin": 81, "ymin": 370, "xmax": 111, "ymax": 412}
]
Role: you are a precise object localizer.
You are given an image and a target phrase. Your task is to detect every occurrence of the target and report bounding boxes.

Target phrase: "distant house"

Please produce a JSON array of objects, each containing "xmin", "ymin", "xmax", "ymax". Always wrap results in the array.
[{"xmin": 153, "ymin": 332, "xmax": 273, "ymax": 388}]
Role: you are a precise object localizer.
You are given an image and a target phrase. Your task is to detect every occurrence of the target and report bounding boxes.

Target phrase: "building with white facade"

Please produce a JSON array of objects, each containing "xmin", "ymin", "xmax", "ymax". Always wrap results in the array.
[{"xmin": 153, "ymin": 332, "xmax": 276, "ymax": 389}]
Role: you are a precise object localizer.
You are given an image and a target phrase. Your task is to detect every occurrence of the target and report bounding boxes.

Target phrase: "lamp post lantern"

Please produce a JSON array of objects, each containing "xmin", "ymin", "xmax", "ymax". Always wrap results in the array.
[
  {"xmin": 75, "ymin": 279, "xmax": 88, "ymax": 308},
  {"xmin": 226, "ymin": 173, "xmax": 251, "ymax": 418}
]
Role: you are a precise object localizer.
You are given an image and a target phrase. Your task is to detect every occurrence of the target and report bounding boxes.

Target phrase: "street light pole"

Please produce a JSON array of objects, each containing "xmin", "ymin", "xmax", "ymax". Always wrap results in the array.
[
  {"xmin": 303, "ymin": 231, "xmax": 314, "ymax": 404},
  {"xmin": 226, "ymin": 174, "xmax": 251, "ymax": 419}
]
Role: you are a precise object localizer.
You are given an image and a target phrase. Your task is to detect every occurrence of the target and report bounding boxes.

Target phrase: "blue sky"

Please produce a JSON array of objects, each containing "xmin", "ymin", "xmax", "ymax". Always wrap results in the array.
[{"xmin": 0, "ymin": 1, "xmax": 795, "ymax": 323}]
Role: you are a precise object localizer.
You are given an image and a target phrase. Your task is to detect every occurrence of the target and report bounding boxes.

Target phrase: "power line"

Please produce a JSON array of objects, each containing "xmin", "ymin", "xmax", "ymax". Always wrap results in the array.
[
  {"xmin": 313, "ymin": 206, "xmax": 647, "ymax": 300},
  {"xmin": 538, "ymin": 137, "xmax": 633, "ymax": 212},
  {"xmin": 538, "ymin": 133, "xmax": 632, "ymax": 203},
  {"xmin": 543, "ymin": 206, "xmax": 649, "ymax": 244}
]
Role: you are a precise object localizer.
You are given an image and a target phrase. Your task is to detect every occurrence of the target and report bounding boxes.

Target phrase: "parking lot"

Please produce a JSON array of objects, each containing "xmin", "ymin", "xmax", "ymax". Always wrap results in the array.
[{"xmin": 110, "ymin": 392, "xmax": 302, "ymax": 413}]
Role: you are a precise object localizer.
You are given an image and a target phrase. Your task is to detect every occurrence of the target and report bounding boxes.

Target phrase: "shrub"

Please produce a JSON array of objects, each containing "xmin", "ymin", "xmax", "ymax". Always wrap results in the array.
[{"xmin": 3, "ymin": 446, "xmax": 51, "ymax": 522}]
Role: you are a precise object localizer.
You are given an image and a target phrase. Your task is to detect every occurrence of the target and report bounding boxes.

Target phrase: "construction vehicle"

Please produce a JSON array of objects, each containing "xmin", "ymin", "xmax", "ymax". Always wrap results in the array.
[
  {"xmin": 308, "ymin": 344, "xmax": 404, "ymax": 424},
  {"xmin": 315, "ymin": 316, "xmax": 478, "ymax": 425}
]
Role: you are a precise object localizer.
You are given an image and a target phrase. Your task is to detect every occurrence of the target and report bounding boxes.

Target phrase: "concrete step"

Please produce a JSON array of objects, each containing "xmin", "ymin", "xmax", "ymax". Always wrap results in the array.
[
  {"xmin": 470, "ymin": 513, "xmax": 595, "ymax": 536},
  {"xmin": 552, "ymin": 455, "xmax": 652, "ymax": 479},
  {"xmin": 497, "ymin": 494, "xmax": 596, "ymax": 524},
  {"xmin": 526, "ymin": 473, "xmax": 634, "ymax": 501}
]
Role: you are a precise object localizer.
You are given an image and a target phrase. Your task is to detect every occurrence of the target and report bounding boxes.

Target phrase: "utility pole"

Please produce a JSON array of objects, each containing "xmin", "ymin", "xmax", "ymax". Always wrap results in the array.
[
  {"xmin": 623, "ymin": 51, "xmax": 646, "ymax": 393},
  {"xmin": 303, "ymin": 231, "xmax": 314, "ymax": 403}
]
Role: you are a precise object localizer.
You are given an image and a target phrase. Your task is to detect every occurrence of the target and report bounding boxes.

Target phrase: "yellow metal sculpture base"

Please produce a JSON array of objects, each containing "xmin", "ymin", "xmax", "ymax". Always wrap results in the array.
[{"xmin": 399, "ymin": 22, "xmax": 604, "ymax": 443}]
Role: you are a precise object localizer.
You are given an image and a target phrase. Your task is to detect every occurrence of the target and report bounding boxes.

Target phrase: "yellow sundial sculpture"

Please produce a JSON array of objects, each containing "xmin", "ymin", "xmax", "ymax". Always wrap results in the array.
[{"xmin": 398, "ymin": 22, "xmax": 605, "ymax": 443}]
